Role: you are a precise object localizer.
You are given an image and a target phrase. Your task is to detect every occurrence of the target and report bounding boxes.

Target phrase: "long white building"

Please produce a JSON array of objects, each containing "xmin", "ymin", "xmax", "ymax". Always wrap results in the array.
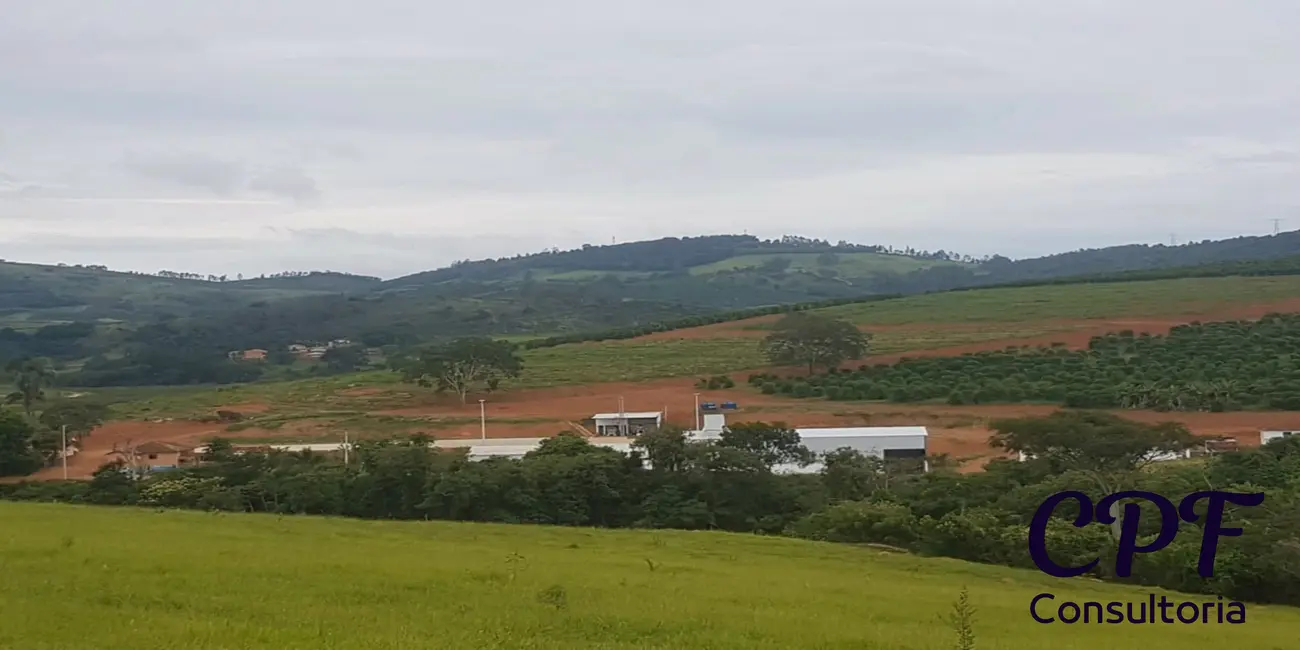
[
  {"xmin": 193, "ymin": 436, "xmax": 635, "ymax": 462},
  {"xmin": 688, "ymin": 423, "xmax": 929, "ymax": 474},
  {"xmin": 192, "ymin": 417, "xmax": 928, "ymax": 472}
]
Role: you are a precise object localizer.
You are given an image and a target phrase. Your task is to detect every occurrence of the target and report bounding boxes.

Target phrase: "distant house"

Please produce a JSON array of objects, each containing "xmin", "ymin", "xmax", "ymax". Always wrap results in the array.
[
  {"xmin": 287, "ymin": 344, "xmax": 308, "ymax": 354},
  {"xmin": 306, "ymin": 347, "xmax": 328, "ymax": 359},
  {"xmin": 227, "ymin": 349, "xmax": 268, "ymax": 361},
  {"xmin": 109, "ymin": 441, "xmax": 196, "ymax": 475}
]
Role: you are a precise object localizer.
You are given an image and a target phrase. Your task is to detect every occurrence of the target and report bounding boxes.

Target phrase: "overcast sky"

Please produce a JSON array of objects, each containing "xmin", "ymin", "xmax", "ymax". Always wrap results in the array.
[{"xmin": 2, "ymin": 1, "xmax": 1298, "ymax": 278}]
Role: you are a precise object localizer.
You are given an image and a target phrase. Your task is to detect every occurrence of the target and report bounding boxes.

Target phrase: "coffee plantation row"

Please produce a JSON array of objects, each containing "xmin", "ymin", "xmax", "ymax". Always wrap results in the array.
[{"xmin": 747, "ymin": 313, "xmax": 1300, "ymax": 411}]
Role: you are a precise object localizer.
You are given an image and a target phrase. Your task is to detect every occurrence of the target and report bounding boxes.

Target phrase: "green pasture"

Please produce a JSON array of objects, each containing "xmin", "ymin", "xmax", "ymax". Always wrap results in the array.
[
  {"xmin": 816, "ymin": 276, "xmax": 1300, "ymax": 325},
  {"xmin": 2, "ymin": 503, "xmax": 1295, "ymax": 650}
]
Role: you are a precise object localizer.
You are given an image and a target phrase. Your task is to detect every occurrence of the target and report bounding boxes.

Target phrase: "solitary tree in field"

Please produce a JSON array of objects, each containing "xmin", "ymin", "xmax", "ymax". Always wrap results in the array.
[
  {"xmin": 758, "ymin": 313, "xmax": 870, "ymax": 374},
  {"xmin": 399, "ymin": 337, "xmax": 523, "ymax": 404}
]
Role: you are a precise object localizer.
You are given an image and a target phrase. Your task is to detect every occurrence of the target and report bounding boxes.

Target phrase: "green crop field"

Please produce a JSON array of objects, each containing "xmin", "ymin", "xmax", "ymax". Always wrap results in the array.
[
  {"xmin": 1, "ymin": 503, "xmax": 1295, "ymax": 649},
  {"xmin": 815, "ymin": 276, "xmax": 1300, "ymax": 326}
]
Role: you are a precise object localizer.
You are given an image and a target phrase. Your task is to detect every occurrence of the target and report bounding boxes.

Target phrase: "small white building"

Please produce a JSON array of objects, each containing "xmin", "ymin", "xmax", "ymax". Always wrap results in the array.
[
  {"xmin": 591, "ymin": 411, "xmax": 663, "ymax": 436},
  {"xmin": 1261, "ymin": 430, "xmax": 1297, "ymax": 446}
]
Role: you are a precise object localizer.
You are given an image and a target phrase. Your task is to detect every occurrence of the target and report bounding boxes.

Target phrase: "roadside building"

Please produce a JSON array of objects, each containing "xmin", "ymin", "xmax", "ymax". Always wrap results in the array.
[{"xmin": 590, "ymin": 411, "xmax": 663, "ymax": 436}]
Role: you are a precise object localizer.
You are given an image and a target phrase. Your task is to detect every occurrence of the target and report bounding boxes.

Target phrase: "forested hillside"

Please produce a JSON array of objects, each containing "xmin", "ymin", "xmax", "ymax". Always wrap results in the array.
[{"xmin": 3, "ymin": 230, "xmax": 1300, "ymax": 387}]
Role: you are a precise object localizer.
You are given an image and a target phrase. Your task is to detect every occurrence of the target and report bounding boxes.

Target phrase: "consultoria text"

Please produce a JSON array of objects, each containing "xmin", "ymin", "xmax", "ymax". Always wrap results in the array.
[{"xmin": 1030, "ymin": 593, "xmax": 1246, "ymax": 625}]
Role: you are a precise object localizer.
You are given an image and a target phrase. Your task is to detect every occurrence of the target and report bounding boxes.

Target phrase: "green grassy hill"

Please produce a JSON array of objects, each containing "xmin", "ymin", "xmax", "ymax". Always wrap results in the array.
[{"xmin": 3, "ymin": 502, "xmax": 1295, "ymax": 649}]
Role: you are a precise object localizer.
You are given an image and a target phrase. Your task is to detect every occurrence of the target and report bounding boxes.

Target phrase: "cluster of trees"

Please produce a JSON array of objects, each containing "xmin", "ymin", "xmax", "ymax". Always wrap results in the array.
[
  {"xmin": 4, "ymin": 411, "xmax": 1298, "ymax": 605},
  {"xmin": 0, "ymin": 360, "xmax": 110, "ymax": 477},
  {"xmin": 751, "ymin": 313, "xmax": 1300, "ymax": 411},
  {"xmin": 0, "ymin": 322, "xmax": 98, "ymax": 365},
  {"xmin": 144, "ymin": 269, "xmax": 379, "ymax": 284}
]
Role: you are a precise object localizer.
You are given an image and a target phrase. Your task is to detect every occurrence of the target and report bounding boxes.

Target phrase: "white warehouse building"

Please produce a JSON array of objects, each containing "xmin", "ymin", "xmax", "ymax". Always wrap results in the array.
[
  {"xmin": 687, "ymin": 419, "xmax": 929, "ymax": 474},
  {"xmin": 195, "ymin": 413, "xmax": 928, "ymax": 473}
]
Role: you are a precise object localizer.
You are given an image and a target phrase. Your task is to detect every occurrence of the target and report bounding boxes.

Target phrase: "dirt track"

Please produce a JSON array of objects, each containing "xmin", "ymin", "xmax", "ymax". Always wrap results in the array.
[{"xmin": 19, "ymin": 298, "xmax": 1300, "ymax": 480}]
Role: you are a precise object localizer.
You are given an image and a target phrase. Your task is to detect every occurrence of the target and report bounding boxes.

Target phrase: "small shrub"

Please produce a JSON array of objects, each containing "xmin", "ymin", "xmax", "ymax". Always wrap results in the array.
[{"xmin": 536, "ymin": 584, "xmax": 568, "ymax": 610}]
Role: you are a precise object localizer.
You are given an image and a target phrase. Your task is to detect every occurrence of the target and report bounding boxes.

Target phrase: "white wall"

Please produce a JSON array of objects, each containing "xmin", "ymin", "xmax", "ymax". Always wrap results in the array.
[{"xmin": 1262, "ymin": 430, "xmax": 1297, "ymax": 445}]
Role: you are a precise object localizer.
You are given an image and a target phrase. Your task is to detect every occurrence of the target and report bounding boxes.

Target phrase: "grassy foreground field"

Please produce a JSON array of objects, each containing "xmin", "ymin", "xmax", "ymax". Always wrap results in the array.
[{"xmin": 2, "ymin": 503, "xmax": 1297, "ymax": 649}]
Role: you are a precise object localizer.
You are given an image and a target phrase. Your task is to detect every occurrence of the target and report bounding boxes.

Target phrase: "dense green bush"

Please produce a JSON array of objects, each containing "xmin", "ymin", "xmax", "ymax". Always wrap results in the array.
[
  {"xmin": 695, "ymin": 375, "xmax": 736, "ymax": 390},
  {"xmin": 752, "ymin": 313, "xmax": 1300, "ymax": 411}
]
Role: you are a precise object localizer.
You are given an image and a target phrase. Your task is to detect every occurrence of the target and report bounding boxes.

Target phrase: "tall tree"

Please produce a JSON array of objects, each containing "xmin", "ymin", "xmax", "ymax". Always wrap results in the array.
[
  {"xmin": 630, "ymin": 425, "xmax": 690, "ymax": 473},
  {"xmin": 38, "ymin": 401, "xmax": 110, "ymax": 442},
  {"xmin": 399, "ymin": 337, "xmax": 523, "ymax": 404},
  {"xmin": 5, "ymin": 357, "xmax": 55, "ymax": 416},
  {"xmin": 758, "ymin": 313, "xmax": 870, "ymax": 373},
  {"xmin": 0, "ymin": 409, "xmax": 42, "ymax": 477}
]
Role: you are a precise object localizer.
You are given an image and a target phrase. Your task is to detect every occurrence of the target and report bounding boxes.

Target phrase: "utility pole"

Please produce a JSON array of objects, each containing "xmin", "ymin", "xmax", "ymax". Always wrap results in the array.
[
  {"xmin": 479, "ymin": 399, "xmax": 486, "ymax": 440},
  {"xmin": 343, "ymin": 431, "xmax": 349, "ymax": 465},
  {"xmin": 1271, "ymin": 218, "xmax": 1283, "ymax": 235},
  {"xmin": 61, "ymin": 425, "xmax": 68, "ymax": 480},
  {"xmin": 618, "ymin": 396, "xmax": 626, "ymax": 436},
  {"xmin": 1169, "ymin": 233, "xmax": 1177, "ymax": 246},
  {"xmin": 693, "ymin": 393, "xmax": 700, "ymax": 431}
]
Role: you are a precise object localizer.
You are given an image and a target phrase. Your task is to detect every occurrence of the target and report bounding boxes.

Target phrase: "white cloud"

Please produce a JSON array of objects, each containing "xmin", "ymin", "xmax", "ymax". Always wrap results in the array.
[{"xmin": 1, "ymin": 0, "xmax": 1298, "ymax": 277}]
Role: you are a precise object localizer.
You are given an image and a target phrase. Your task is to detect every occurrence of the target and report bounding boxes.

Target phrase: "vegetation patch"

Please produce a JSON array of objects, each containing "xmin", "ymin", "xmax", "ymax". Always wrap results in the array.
[
  {"xmin": 519, "ymin": 338, "xmax": 764, "ymax": 386},
  {"xmin": 750, "ymin": 313, "xmax": 1300, "ymax": 410},
  {"xmin": 2, "ymin": 501, "xmax": 1298, "ymax": 649}
]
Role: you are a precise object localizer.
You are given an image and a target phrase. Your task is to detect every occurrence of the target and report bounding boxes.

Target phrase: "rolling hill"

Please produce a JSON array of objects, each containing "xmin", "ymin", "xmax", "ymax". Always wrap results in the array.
[
  {"xmin": 4, "ymin": 230, "xmax": 1300, "ymax": 388},
  {"xmin": 0, "ymin": 260, "xmax": 380, "ymax": 327},
  {"xmin": 4, "ymin": 502, "xmax": 1296, "ymax": 649}
]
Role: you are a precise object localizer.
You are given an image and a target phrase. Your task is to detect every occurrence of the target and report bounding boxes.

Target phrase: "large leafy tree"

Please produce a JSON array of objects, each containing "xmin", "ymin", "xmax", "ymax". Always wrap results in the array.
[
  {"xmin": 0, "ymin": 408, "xmax": 42, "ymax": 477},
  {"xmin": 38, "ymin": 401, "xmax": 110, "ymax": 441},
  {"xmin": 399, "ymin": 337, "xmax": 523, "ymax": 404},
  {"xmin": 5, "ymin": 357, "xmax": 56, "ymax": 416},
  {"xmin": 717, "ymin": 421, "xmax": 814, "ymax": 470},
  {"xmin": 758, "ymin": 313, "xmax": 870, "ymax": 374}
]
